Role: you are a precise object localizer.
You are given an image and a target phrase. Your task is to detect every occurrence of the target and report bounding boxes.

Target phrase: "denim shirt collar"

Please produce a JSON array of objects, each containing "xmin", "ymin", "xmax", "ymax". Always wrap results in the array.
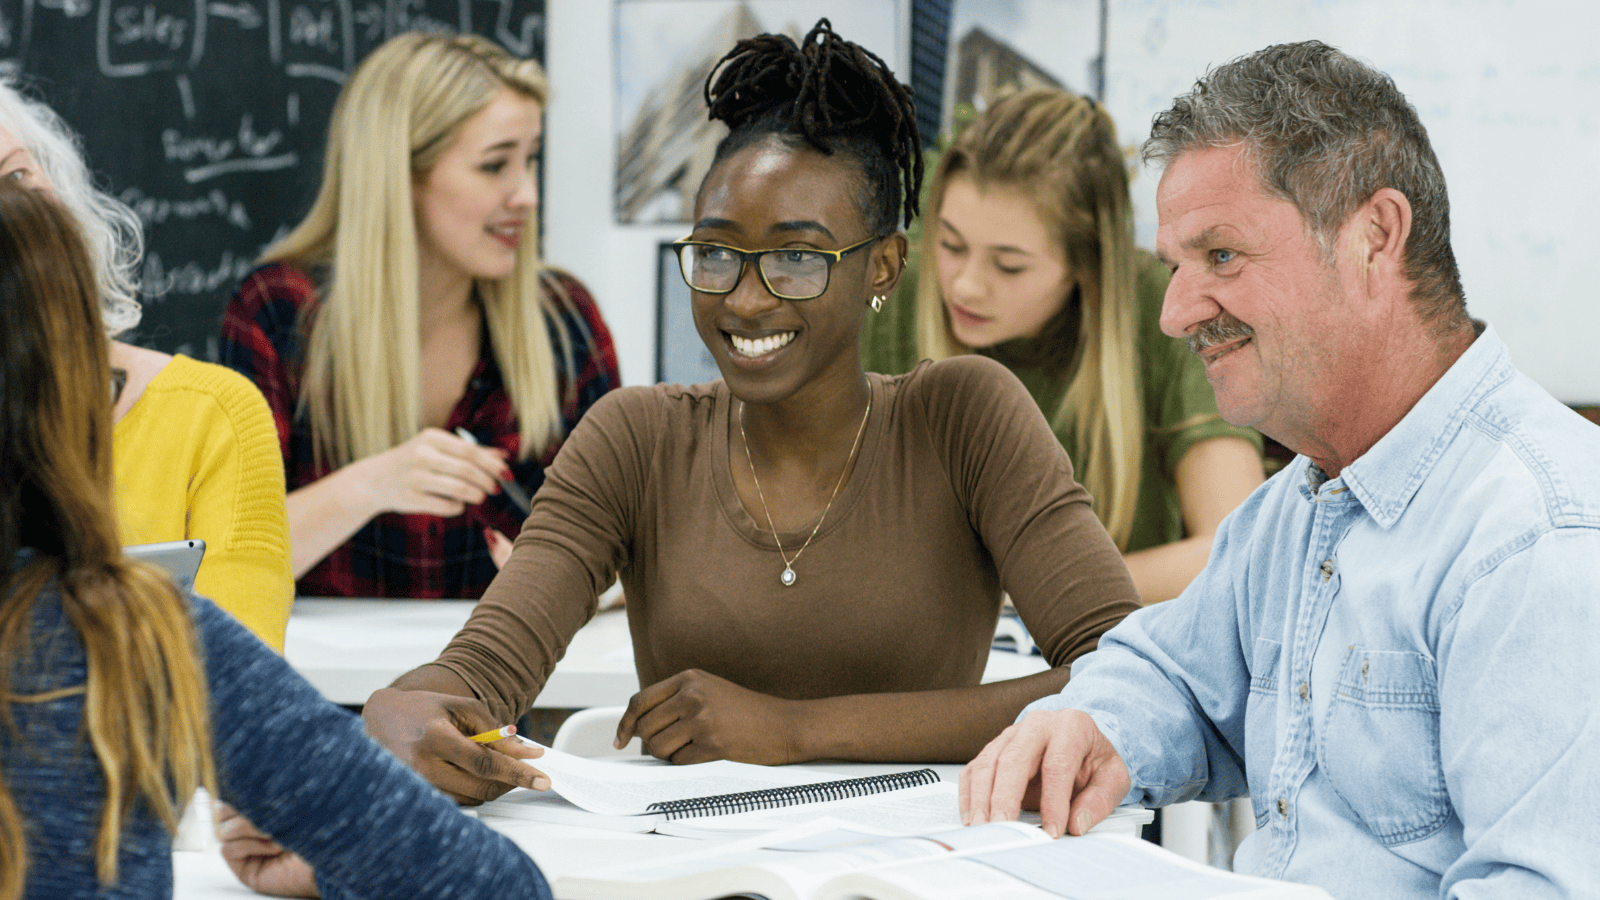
[{"xmin": 1331, "ymin": 322, "xmax": 1511, "ymax": 529}]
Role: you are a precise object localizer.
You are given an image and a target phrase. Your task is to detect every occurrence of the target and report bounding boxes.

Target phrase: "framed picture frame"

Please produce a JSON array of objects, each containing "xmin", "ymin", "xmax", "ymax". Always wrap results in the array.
[
  {"xmin": 615, "ymin": 0, "xmax": 906, "ymax": 226},
  {"xmin": 655, "ymin": 241, "xmax": 723, "ymax": 385},
  {"xmin": 910, "ymin": 0, "xmax": 1106, "ymax": 145}
]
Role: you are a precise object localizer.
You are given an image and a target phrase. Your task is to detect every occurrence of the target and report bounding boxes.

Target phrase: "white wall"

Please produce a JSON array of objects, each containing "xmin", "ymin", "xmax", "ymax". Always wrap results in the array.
[
  {"xmin": 551, "ymin": 0, "xmax": 1600, "ymax": 402},
  {"xmin": 545, "ymin": 2, "xmax": 678, "ymax": 387}
]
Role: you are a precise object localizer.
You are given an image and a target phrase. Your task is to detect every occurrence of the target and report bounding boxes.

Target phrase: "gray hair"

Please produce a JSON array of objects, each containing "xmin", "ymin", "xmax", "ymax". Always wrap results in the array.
[
  {"xmin": 1143, "ymin": 41, "xmax": 1467, "ymax": 330},
  {"xmin": 0, "ymin": 74, "xmax": 145, "ymax": 337}
]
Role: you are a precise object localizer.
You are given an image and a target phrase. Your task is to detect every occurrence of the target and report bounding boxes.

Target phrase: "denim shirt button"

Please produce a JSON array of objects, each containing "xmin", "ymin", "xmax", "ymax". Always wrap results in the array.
[
  {"xmin": 1320, "ymin": 559, "xmax": 1335, "ymax": 581},
  {"xmin": 1278, "ymin": 797, "xmax": 1289, "ymax": 817},
  {"xmin": 1298, "ymin": 682, "xmax": 1309, "ymax": 701}
]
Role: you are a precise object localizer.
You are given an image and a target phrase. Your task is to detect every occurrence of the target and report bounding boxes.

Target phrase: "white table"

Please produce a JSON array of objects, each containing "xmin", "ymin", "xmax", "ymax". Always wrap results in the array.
[
  {"xmin": 171, "ymin": 762, "xmax": 1149, "ymax": 899},
  {"xmin": 177, "ymin": 764, "xmax": 951, "ymax": 898},
  {"xmin": 286, "ymin": 598, "xmax": 1050, "ymax": 707},
  {"xmin": 285, "ymin": 599, "xmax": 638, "ymax": 707},
  {"xmin": 172, "ymin": 817, "xmax": 704, "ymax": 899}
]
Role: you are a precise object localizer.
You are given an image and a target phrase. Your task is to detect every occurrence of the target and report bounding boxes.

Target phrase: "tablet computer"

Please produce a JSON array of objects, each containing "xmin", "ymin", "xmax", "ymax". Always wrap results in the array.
[{"xmin": 124, "ymin": 539, "xmax": 206, "ymax": 585}]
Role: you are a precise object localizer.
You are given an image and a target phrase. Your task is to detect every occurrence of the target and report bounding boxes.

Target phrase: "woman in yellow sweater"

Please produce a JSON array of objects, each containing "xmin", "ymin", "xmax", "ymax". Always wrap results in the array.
[{"xmin": 0, "ymin": 75, "xmax": 294, "ymax": 650}]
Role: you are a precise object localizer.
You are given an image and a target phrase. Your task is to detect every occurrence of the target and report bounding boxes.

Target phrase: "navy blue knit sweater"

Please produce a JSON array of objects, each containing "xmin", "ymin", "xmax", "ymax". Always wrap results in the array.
[{"xmin": 2, "ymin": 555, "xmax": 553, "ymax": 900}]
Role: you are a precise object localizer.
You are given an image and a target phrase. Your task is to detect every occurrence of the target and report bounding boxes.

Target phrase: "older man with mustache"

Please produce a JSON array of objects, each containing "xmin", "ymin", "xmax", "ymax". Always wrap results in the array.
[{"xmin": 959, "ymin": 41, "xmax": 1600, "ymax": 899}]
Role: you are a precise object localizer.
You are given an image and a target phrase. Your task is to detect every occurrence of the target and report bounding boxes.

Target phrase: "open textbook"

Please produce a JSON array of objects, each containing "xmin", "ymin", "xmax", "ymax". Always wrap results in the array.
[
  {"xmin": 475, "ymin": 742, "xmax": 1149, "ymax": 840},
  {"xmin": 480, "ymin": 742, "xmax": 950, "ymax": 838},
  {"xmin": 554, "ymin": 820, "xmax": 1335, "ymax": 900}
]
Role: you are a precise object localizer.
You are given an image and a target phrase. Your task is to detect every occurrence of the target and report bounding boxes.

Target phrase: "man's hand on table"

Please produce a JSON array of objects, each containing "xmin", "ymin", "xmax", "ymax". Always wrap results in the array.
[
  {"xmin": 960, "ymin": 708, "xmax": 1131, "ymax": 839},
  {"xmin": 361, "ymin": 686, "xmax": 549, "ymax": 804},
  {"xmin": 616, "ymin": 669, "xmax": 799, "ymax": 766}
]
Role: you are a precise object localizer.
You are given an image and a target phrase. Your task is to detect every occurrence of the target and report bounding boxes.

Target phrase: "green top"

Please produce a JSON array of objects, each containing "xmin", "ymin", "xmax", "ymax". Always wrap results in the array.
[{"xmin": 860, "ymin": 247, "xmax": 1262, "ymax": 553}]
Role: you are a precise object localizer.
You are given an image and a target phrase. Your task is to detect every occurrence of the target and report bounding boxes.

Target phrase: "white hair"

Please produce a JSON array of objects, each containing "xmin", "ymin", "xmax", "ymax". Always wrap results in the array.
[{"xmin": 0, "ymin": 74, "xmax": 145, "ymax": 337}]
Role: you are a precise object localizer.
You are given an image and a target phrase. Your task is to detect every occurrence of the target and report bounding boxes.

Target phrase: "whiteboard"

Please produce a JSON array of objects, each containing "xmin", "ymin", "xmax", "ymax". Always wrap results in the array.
[{"xmin": 1104, "ymin": 0, "xmax": 1600, "ymax": 403}]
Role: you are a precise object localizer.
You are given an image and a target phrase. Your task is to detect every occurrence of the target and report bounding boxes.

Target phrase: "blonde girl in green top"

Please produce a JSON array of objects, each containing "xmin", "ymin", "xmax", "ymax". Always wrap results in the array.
[{"xmin": 860, "ymin": 88, "xmax": 1264, "ymax": 602}]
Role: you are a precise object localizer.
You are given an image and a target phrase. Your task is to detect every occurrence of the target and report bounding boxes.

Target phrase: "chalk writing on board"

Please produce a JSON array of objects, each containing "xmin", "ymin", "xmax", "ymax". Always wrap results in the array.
[
  {"xmin": 0, "ymin": 0, "xmax": 544, "ymax": 359},
  {"xmin": 119, "ymin": 186, "xmax": 252, "ymax": 229}
]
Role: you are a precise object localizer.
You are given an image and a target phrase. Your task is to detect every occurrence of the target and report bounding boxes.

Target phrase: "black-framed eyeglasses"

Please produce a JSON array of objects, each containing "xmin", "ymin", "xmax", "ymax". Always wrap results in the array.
[{"xmin": 670, "ymin": 234, "xmax": 882, "ymax": 301}]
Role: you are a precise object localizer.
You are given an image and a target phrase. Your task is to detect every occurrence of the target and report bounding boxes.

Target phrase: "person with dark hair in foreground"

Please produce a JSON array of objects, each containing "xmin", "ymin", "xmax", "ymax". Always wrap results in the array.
[
  {"xmin": 0, "ymin": 181, "xmax": 552, "ymax": 900},
  {"xmin": 961, "ymin": 41, "xmax": 1600, "ymax": 899},
  {"xmin": 358, "ymin": 18, "xmax": 1140, "ymax": 801}
]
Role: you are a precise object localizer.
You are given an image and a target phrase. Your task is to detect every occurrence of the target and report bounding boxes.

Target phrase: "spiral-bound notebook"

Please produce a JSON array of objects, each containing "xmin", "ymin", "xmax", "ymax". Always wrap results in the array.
[
  {"xmin": 476, "ymin": 743, "xmax": 960, "ymax": 839},
  {"xmin": 648, "ymin": 768, "xmax": 939, "ymax": 819}
]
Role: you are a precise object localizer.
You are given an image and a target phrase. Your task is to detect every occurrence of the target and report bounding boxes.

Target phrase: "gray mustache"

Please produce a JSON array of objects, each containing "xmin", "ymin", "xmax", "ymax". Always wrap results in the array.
[{"xmin": 1187, "ymin": 314, "xmax": 1255, "ymax": 355}]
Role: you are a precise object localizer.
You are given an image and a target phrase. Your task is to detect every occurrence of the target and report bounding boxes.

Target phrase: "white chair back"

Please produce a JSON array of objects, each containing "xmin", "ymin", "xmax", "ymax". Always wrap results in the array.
[{"xmin": 550, "ymin": 705, "xmax": 641, "ymax": 757}]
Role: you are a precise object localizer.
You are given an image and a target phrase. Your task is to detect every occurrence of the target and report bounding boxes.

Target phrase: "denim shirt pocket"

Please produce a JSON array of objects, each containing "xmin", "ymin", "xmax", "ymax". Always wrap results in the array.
[
  {"xmin": 1245, "ymin": 637, "xmax": 1282, "ymax": 828},
  {"xmin": 1319, "ymin": 646, "xmax": 1451, "ymax": 844}
]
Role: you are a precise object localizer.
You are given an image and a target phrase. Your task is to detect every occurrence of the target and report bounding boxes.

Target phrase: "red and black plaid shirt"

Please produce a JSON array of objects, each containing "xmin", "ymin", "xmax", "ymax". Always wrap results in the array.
[{"xmin": 220, "ymin": 262, "xmax": 620, "ymax": 599}]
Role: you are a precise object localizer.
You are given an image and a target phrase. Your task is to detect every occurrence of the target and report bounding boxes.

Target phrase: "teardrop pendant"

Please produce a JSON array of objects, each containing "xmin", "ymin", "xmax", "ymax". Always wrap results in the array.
[{"xmin": 780, "ymin": 567, "xmax": 797, "ymax": 587}]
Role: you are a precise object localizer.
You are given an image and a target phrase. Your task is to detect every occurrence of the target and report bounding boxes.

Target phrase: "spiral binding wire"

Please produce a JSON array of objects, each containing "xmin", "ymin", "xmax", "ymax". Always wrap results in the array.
[{"xmin": 647, "ymin": 768, "xmax": 940, "ymax": 820}]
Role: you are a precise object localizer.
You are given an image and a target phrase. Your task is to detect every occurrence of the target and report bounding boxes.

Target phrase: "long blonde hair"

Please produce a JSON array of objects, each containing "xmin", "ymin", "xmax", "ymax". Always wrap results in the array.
[
  {"xmin": 916, "ymin": 89, "xmax": 1143, "ymax": 549},
  {"xmin": 264, "ymin": 31, "xmax": 573, "ymax": 467},
  {"xmin": 0, "ymin": 183, "xmax": 213, "ymax": 899}
]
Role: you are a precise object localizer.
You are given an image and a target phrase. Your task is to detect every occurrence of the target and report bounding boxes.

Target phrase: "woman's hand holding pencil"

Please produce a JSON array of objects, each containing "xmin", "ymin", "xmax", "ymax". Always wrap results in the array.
[{"xmin": 363, "ymin": 687, "xmax": 549, "ymax": 805}]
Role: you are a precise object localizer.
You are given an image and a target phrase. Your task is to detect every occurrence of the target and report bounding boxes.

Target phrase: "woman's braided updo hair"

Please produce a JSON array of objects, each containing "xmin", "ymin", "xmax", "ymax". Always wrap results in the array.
[{"xmin": 702, "ymin": 18, "xmax": 922, "ymax": 235}]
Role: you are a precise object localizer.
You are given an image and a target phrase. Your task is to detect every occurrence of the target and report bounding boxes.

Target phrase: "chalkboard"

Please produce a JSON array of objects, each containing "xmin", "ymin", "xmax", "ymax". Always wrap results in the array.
[{"xmin": 0, "ymin": 0, "xmax": 545, "ymax": 360}]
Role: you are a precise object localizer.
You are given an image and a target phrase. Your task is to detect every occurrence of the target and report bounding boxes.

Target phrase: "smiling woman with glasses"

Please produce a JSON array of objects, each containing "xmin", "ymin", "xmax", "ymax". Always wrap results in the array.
[{"xmin": 359, "ymin": 19, "xmax": 1140, "ymax": 799}]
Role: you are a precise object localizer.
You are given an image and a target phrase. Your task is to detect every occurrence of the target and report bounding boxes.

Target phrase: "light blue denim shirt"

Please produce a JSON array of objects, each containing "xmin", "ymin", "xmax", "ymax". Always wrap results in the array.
[{"xmin": 1024, "ymin": 325, "xmax": 1600, "ymax": 898}]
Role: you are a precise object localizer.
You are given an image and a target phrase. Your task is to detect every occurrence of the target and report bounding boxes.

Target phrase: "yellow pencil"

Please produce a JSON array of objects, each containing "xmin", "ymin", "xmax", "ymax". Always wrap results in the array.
[{"xmin": 469, "ymin": 725, "xmax": 515, "ymax": 743}]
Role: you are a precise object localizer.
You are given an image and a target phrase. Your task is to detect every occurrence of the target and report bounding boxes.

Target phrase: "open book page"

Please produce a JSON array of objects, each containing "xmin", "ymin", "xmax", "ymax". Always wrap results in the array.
[
  {"xmin": 557, "ymin": 820, "xmax": 1049, "ymax": 900},
  {"xmin": 967, "ymin": 834, "xmax": 1332, "ymax": 899},
  {"xmin": 821, "ymin": 833, "xmax": 1333, "ymax": 900},
  {"xmin": 751, "ymin": 821, "xmax": 1052, "ymax": 899},
  {"xmin": 818, "ymin": 858, "xmax": 1060, "ymax": 900},
  {"xmin": 474, "ymin": 788, "xmax": 659, "ymax": 832},
  {"xmin": 514, "ymin": 740, "xmax": 835, "ymax": 816}
]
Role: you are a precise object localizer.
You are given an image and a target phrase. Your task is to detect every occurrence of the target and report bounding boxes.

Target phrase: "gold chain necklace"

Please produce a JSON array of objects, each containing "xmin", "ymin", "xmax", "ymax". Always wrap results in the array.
[{"xmin": 738, "ymin": 393, "xmax": 872, "ymax": 587}]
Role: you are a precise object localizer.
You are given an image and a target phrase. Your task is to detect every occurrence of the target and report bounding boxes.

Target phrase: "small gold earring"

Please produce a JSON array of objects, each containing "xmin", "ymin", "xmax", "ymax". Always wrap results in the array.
[{"xmin": 870, "ymin": 295, "xmax": 884, "ymax": 312}]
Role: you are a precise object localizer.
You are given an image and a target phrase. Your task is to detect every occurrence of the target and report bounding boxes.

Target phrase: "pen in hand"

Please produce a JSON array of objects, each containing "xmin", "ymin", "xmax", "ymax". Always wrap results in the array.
[{"xmin": 453, "ymin": 427, "xmax": 533, "ymax": 515}]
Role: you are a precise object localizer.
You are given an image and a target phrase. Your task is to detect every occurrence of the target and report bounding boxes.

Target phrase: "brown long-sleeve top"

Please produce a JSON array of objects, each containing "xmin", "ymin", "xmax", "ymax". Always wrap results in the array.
[{"xmin": 433, "ymin": 356, "xmax": 1140, "ymax": 724}]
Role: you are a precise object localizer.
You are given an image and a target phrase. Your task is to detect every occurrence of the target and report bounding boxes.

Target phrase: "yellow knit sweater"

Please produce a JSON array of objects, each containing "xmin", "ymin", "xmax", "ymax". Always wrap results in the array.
[{"xmin": 113, "ymin": 355, "xmax": 294, "ymax": 651}]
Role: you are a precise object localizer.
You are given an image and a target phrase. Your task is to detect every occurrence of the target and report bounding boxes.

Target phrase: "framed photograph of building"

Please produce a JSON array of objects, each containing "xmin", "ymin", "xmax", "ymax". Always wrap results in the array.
[
  {"xmin": 911, "ymin": 0, "xmax": 1105, "ymax": 144},
  {"xmin": 614, "ymin": 0, "xmax": 906, "ymax": 226}
]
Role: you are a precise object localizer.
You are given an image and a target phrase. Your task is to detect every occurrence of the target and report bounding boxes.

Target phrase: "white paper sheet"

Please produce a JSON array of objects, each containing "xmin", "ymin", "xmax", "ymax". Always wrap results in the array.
[{"xmin": 517, "ymin": 740, "xmax": 835, "ymax": 817}]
